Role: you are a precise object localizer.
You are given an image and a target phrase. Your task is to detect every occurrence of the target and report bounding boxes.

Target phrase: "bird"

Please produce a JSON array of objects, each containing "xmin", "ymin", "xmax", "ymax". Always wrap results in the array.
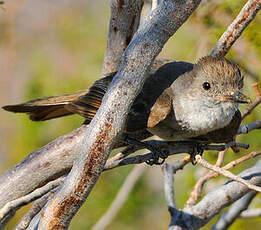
[{"xmin": 2, "ymin": 56, "xmax": 250, "ymax": 164}]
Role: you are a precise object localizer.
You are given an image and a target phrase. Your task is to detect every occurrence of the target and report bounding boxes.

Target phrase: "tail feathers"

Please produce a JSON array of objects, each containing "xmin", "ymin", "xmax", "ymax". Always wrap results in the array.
[
  {"xmin": 2, "ymin": 74, "xmax": 115, "ymax": 122},
  {"xmin": 2, "ymin": 90, "xmax": 87, "ymax": 121}
]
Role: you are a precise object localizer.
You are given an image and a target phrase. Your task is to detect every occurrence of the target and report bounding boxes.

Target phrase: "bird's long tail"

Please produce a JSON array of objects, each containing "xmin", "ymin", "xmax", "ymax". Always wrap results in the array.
[
  {"xmin": 2, "ymin": 74, "xmax": 114, "ymax": 122},
  {"xmin": 2, "ymin": 91, "xmax": 89, "ymax": 121}
]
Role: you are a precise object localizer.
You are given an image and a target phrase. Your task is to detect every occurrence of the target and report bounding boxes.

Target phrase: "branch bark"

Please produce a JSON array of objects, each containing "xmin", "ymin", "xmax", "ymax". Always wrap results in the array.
[
  {"xmin": 102, "ymin": 0, "xmax": 144, "ymax": 75},
  {"xmin": 0, "ymin": 125, "xmax": 86, "ymax": 209},
  {"xmin": 211, "ymin": 191, "xmax": 257, "ymax": 230},
  {"xmin": 0, "ymin": 176, "xmax": 65, "ymax": 222}
]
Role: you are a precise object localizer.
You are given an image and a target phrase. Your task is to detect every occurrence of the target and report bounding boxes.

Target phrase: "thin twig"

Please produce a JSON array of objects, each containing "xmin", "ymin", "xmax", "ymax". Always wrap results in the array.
[
  {"xmin": 0, "ymin": 176, "xmax": 65, "ymax": 221},
  {"xmin": 222, "ymin": 151, "xmax": 261, "ymax": 170},
  {"xmin": 241, "ymin": 79, "xmax": 261, "ymax": 121},
  {"xmin": 15, "ymin": 188, "xmax": 58, "ymax": 230},
  {"xmin": 186, "ymin": 151, "xmax": 261, "ymax": 207},
  {"xmin": 196, "ymin": 155, "xmax": 261, "ymax": 192},
  {"xmin": 252, "ymin": 82, "xmax": 261, "ymax": 97},
  {"xmin": 242, "ymin": 96, "xmax": 261, "ymax": 119},
  {"xmin": 92, "ymin": 165, "xmax": 146, "ymax": 230},
  {"xmin": 240, "ymin": 208, "xmax": 261, "ymax": 218},
  {"xmin": 185, "ymin": 150, "xmax": 227, "ymax": 207}
]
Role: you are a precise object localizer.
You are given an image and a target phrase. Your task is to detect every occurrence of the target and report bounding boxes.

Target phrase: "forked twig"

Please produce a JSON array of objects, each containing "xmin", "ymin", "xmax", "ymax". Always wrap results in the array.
[
  {"xmin": 186, "ymin": 151, "xmax": 261, "ymax": 206},
  {"xmin": 196, "ymin": 155, "xmax": 261, "ymax": 192}
]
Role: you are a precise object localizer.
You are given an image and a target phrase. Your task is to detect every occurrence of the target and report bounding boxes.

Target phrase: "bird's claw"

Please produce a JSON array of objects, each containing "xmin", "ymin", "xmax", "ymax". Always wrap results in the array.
[
  {"xmin": 189, "ymin": 143, "xmax": 205, "ymax": 165},
  {"xmin": 145, "ymin": 148, "xmax": 168, "ymax": 166},
  {"xmin": 121, "ymin": 136, "xmax": 168, "ymax": 166}
]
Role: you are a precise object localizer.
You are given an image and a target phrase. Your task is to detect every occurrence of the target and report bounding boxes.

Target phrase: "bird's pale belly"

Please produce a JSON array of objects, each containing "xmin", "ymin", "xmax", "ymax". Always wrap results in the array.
[{"xmin": 147, "ymin": 104, "xmax": 239, "ymax": 142}]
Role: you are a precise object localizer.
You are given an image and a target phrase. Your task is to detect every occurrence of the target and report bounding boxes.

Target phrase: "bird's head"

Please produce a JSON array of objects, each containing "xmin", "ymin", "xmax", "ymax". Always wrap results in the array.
[{"xmin": 188, "ymin": 56, "xmax": 251, "ymax": 107}]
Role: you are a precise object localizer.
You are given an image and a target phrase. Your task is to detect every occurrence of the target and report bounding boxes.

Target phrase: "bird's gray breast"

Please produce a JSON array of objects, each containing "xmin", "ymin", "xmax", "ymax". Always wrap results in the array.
[
  {"xmin": 148, "ymin": 98, "xmax": 238, "ymax": 141},
  {"xmin": 173, "ymin": 97, "xmax": 238, "ymax": 136}
]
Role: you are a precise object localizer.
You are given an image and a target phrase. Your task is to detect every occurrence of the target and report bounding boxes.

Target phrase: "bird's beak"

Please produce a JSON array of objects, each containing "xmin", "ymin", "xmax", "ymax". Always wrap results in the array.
[{"xmin": 217, "ymin": 91, "xmax": 251, "ymax": 104}]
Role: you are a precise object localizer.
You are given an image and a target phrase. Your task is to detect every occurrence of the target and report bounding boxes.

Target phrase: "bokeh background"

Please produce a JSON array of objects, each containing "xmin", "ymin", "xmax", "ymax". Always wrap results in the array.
[{"xmin": 0, "ymin": 0, "xmax": 260, "ymax": 229}]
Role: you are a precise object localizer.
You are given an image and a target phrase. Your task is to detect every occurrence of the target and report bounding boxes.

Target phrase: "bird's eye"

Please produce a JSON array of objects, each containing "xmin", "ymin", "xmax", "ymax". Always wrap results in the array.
[{"xmin": 203, "ymin": 82, "xmax": 211, "ymax": 90}]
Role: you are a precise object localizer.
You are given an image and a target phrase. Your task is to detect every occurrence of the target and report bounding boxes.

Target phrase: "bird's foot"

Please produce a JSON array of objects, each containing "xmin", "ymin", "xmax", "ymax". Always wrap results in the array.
[
  {"xmin": 121, "ymin": 136, "xmax": 168, "ymax": 166},
  {"xmin": 189, "ymin": 143, "xmax": 205, "ymax": 165},
  {"xmin": 145, "ymin": 147, "xmax": 168, "ymax": 166}
]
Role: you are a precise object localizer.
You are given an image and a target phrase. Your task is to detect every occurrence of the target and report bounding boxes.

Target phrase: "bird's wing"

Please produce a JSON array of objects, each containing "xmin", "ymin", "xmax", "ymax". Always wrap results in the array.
[
  {"xmin": 125, "ymin": 61, "xmax": 193, "ymax": 133},
  {"xmin": 147, "ymin": 88, "xmax": 172, "ymax": 128}
]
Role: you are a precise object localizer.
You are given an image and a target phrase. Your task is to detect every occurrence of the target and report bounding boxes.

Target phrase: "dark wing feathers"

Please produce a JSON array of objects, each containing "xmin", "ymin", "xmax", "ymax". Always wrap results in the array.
[
  {"xmin": 65, "ymin": 74, "xmax": 114, "ymax": 124},
  {"xmin": 126, "ymin": 61, "xmax": 193, "ymax": 132}
]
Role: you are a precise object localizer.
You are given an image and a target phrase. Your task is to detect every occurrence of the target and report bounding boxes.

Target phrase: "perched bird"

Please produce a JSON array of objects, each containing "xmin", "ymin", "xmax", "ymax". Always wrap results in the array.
[{"xmin": 2, "ymin": 56, "xmax": 250, "ymax": 164}]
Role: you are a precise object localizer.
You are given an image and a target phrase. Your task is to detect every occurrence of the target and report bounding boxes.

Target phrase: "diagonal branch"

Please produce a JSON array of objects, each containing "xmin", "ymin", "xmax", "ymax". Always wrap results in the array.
[
  {"xmin": 196, "ymin": 155, "xmax": 261, "ymax": 192},
  {"xmin": 0, "ymin": 176, "xmax": 65, "ymax": 224},
  {"xmin": 186, "ymin": 150, "xmax": 261, "ymax": 207},
  {"xmin": 211, "ymin": 191, "xmax": 257, "ymax": 230},
  {"xmin": 211, "ymin": 0, "xmax": 261, "ymax": 57},
  {"xmin": 102, "ymin": 0, "xmax": 144, "ymax": 75},
  {"xmin": 15, "ymin": 189, "xmax": 59, "ymax": 230}
]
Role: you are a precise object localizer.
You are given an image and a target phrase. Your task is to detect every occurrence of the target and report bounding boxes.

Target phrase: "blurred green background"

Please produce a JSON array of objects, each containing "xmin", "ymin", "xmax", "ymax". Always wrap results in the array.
[{"xmin": 0, "ymin": 0, "xmax": 260, "ymax": 229}]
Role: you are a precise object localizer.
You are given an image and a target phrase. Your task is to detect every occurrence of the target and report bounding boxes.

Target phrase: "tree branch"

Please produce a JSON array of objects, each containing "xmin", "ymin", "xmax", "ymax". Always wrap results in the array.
[
  {"xmin": 15, "ymin": 189, "xmax": 58, "ymax": 230},
  {"xmin": 0, "ymin": 176, "xmax": 65, "ymax": 224},
  {"xmin": 211, "ymin": 0, "xmax": 261, "ymax": 57},
  {"xmin": 196, "ymin": 155, "xmax": 261, "ymax": 192},
  {"xmin": 211, "ymin": 191, "xmax": 257, "ymax": 230},
  {"xmin": 104, "ymin": 141, "xmax": 249, "ymax": 170},
  {"xmin": 186, "ymin": 150, "xmax": 261, "ymax": 207},
  {"xmin": 102, "ymin": 0, "xmax": 144, "ymax": 75},
  {"xmin": 0, "ymin": 125, "xmax": 86, "ymax": 210},
  {"xmin": 185, "ymin": 150, "xmax": 227, "ymax": 207}
]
